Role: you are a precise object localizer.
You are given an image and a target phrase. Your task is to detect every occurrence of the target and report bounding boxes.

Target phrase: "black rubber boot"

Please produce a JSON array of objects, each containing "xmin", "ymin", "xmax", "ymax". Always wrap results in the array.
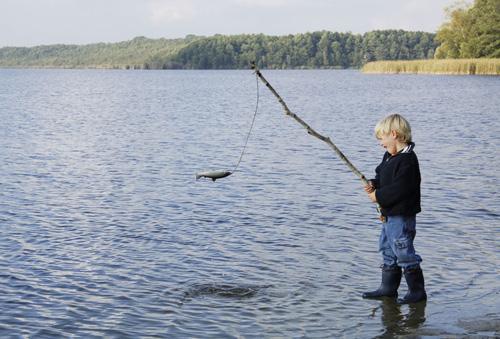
[
  {"xmin": 397, "ymin": 265, "xmax": 427, "ymax": 304},
  {"xmin": 362, "ymin": 265, "xmax": 402, "ymax": 299}
]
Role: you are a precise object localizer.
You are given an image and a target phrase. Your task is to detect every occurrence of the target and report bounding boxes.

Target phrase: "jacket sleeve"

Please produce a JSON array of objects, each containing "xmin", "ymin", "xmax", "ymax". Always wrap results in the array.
[
  {"xmin": 371, "ymin": 153, "xmax": 388, "ymax": 189},
  {"xmin": 375, "ymin": 158, "xmax": 418, "ymax": 208},
  {"xmin": 372, "ymin": 167, "xmax": 381, "ymax": 188}
]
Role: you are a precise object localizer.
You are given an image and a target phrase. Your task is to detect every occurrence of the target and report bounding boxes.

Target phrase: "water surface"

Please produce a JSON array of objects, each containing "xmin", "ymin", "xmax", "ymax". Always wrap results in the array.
[{"xmin": 1, "ymin": 69, "xmax": 499, "ymax": 337}]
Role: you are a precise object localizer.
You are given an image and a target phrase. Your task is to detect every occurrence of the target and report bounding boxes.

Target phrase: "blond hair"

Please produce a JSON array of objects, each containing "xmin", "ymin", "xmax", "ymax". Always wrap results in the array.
[{"xmin": 374, "ymin": 114, "xmax": 412, "ymax": 143}]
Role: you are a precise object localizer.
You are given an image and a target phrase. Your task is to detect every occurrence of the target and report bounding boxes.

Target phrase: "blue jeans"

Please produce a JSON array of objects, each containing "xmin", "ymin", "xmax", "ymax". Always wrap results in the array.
[{"xmin": 379, "ymin": 215, "xmax": 422, "ymax": 268}]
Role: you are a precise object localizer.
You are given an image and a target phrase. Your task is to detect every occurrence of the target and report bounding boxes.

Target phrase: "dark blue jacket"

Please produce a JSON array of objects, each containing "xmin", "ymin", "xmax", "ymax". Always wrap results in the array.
[{"xmin": 372, "ymin": 143, "xmax": 421, "ymax": 216}]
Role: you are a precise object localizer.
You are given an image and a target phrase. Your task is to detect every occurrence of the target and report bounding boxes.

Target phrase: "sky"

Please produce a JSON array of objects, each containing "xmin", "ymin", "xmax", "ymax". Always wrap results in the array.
[{"xmin": 0, "ymin": 0, "xmax": 457, "ymax": 47}]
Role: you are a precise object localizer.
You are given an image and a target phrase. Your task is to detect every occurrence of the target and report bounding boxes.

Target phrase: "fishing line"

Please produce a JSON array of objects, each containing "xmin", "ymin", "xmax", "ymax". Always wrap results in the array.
[
  {"xmin": 232, "ymin": 72, "xmax": 260, "ymax": 173},
  {"xmin": 250, "ymin": 62, "xmax": 382, "ymax": 218},
  {"xmin": 195, "ymin": 71, "xmax": 260, "ymax": 181}
]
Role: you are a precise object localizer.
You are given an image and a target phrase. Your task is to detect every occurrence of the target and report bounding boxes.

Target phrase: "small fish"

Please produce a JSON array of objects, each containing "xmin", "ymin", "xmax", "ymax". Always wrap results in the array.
[{"xmin": 196, "ymin": 170, "xmax": 232, "ymax": 181}]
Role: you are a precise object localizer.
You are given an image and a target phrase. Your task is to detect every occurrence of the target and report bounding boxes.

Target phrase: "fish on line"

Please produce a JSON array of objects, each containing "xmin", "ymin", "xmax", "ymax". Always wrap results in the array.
[{"xmin": 196, "ymin": 170, "xmax": 232, "ymax": 182}]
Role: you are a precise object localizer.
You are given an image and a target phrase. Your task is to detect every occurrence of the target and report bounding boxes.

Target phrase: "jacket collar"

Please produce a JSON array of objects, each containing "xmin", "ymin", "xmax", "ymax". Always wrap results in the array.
[
  {"xmin": 400, "ymin": 142, "xmax": 415, "ymax": 154},
  {"xmin": 385, "ymin": 142, "xmax": 415, "ymax": 161}
]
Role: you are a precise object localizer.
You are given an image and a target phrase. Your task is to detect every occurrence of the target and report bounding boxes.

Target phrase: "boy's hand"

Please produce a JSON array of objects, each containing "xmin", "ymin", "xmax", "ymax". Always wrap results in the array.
[
  {"xmin": 364, "ymin": 181, "xmax": 375, "ymax": 193},
  {"xmin": 368, "ymin": 191, "xmax": 377, "ymax": 203}
]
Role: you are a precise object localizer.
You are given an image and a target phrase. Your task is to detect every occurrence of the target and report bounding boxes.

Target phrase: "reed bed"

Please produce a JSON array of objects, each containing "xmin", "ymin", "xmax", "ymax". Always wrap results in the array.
[{"xmin": 362, "ymin": 59, "xmax": 500, "ymax": 75}]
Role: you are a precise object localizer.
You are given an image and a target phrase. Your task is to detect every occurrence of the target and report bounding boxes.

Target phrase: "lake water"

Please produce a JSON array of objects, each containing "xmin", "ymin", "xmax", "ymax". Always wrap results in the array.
[{"xmin": 1, "ymin": 69, "xmax": 499, "ymax": 338}]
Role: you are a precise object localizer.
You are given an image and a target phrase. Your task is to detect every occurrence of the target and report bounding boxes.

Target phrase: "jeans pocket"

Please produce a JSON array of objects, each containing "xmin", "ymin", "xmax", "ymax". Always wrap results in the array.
[{"xmin": 394, "ymin": 237, "xmax": 409, "ymax": 250}]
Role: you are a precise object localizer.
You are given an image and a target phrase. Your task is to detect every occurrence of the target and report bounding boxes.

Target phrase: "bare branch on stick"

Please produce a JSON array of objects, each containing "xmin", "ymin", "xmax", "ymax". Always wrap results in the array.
[{"xmin": 251, "ymin": 62, "xmax": 382, "ymax": 217}]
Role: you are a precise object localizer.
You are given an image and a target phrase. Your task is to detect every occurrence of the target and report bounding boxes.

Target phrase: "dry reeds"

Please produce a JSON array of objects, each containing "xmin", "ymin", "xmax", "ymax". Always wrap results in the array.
[{"xmin": 362, "ymin": 59, "xmax": 500, "ymax": 75}]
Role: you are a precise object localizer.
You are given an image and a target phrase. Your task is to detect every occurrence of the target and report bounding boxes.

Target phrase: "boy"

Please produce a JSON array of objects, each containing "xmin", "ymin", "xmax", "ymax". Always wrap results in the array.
[{"xmin": 362, "ymin": 114, "xmax": 427, "ymax": 304}]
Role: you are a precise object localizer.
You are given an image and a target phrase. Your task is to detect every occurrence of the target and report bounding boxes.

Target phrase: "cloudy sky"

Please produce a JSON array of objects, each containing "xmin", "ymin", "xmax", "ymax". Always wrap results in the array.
[{"xmin": 0, "ymin": 0, "xmax": 456, "ymax": 47}]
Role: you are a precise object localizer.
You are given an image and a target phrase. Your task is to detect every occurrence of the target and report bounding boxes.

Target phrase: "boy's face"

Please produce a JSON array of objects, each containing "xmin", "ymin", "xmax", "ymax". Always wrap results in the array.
[{"xmin": 377, "ymin": 131, "xmax": 399, "ymax": 155}]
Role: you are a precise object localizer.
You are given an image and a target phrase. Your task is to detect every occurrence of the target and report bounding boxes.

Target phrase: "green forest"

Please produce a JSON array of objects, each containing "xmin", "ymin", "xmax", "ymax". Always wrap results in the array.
[
  {"xmin": 0, "ymin": 30, "xmax": 437, "ymax": 70},
  {"xmin": 0, "ymin": 0, "xmax": 497, "ymax": 70},
  {"xmin": 0, "ymin": 36, "xmax": 198, "ymax": 69},
  {"xmin": 169, "ymin": 31, "xmax": 437, "ymax": 69},
  {"xmin": 435, "ymin": 0, "xmax": 499, "ymax": 58}
]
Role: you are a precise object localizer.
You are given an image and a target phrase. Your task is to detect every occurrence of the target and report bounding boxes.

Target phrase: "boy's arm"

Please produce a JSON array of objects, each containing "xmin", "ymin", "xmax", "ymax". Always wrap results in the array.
[
  {"xmin": 371, "ymin": 152, "xmax": 388, "ymax": 189},
  {"xmin": 375, "ymin": 160, "xmax": 418, "ymax": 208},
  {"xmin": 365, "ymin": 174, "xmax": 379, "ymax": 195}
]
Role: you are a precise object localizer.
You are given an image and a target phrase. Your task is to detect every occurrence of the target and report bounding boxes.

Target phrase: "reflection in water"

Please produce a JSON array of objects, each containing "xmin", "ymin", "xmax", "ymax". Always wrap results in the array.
[{"xmin": 373, "ymin": 299, "xmax": 427, "ymax": 338}]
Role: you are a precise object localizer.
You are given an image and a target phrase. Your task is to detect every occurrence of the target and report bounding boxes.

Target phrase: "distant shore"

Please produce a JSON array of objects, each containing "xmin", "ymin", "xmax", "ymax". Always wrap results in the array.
[
  {"xmin": 362, "ymin": 59, "xmax": 500, "ymax": 75},
  {"xmin": 0, "ymin": 31, "xmax": 438, "ymax": 70}
]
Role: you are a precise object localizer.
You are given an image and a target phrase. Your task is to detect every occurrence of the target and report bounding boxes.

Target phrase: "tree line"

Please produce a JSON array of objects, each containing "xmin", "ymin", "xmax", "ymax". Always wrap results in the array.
[
  {"xmin": 435, "ymin": 0, "xmax": 499, "ymax": 59},
  {"xmin": 0, "ymin": 30, "xmax": 438, "ymax": 70},
  {"xmin": 164, "ymin": 30, "xmax": 437, "ymax": 69},
  {"xmin": 0, "ymin": 36, "xmax": 196, "ymax": 69}
]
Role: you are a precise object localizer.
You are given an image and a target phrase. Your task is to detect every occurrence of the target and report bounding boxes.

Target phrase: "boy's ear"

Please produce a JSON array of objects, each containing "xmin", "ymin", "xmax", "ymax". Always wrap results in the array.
[{"xmin": 390, "ymin": 130, "xmax": 398, "ymax": 139}]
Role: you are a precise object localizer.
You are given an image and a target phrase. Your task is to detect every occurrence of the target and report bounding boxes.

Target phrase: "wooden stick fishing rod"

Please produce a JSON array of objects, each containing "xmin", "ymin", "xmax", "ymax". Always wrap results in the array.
[{"xmin": 250, "ymin": 62, "xmax": 382, "ymax": 217}]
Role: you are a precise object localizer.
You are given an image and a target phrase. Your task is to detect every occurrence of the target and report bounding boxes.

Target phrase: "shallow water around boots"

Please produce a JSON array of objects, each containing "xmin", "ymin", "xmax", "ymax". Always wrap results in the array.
[{"xmin": 1, "ymin": 69, "xmax": 499, "ymax": 337}]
